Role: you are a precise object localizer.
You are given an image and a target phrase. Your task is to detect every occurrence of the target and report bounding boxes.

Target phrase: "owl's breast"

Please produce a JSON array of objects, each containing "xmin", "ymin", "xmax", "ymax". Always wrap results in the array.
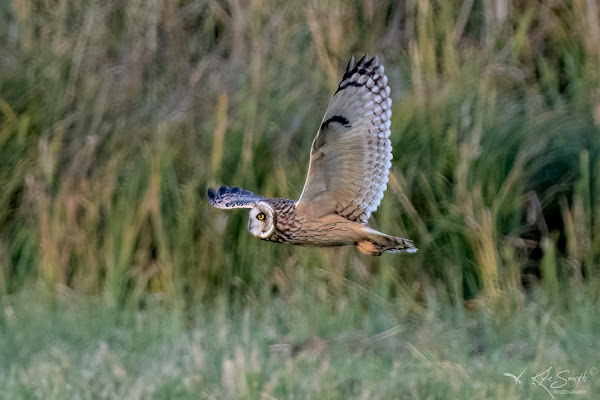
[{"xmin": 269, "ymin": 202, "xmax": 361, "ymax": 247}]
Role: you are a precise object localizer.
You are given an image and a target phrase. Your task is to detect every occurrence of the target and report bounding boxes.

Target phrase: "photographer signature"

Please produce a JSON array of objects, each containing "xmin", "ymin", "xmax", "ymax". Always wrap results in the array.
[{"xmin": 502, "ymin": 366, "xmax": 595, "ymax": 399}]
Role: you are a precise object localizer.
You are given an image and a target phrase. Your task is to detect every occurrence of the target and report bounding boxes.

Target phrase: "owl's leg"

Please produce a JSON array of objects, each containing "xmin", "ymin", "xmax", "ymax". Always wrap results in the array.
[
  {"xmin": 357, "ymin": 240, "xmax": 383, "ymax": 256},
  {"xmin": 356, "ymin": 227, "xmax": 418, "ymax": 256}
]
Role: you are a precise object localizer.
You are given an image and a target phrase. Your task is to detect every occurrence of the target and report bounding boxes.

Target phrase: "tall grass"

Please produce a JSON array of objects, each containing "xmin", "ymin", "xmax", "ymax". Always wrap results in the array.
[{"xmin": 0, "ymin": 0, "xmax": 599, "ymax": 309}]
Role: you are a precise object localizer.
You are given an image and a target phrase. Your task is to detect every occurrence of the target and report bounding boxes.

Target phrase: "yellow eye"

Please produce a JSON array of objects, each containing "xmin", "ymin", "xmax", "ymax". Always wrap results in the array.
[{"xmin": 257, "ymin": 213, "xmax": 265, "ymax": 220}]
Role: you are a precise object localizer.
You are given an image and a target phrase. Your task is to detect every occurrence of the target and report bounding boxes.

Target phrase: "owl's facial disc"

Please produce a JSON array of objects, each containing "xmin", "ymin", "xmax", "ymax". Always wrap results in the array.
[{"xmin": 248, "ymin": 202, "xmax": 275, "ymax": 239}]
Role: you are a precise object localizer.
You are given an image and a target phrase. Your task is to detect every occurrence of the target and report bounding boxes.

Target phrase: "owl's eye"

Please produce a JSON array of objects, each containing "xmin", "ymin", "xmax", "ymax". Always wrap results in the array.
[{"xmin": 257, "ymin": 213, "xmax": 266, "ymax": 220}]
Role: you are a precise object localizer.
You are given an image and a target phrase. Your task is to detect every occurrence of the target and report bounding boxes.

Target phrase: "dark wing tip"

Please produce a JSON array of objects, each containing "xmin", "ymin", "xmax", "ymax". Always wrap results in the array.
[
  {"xmin": 339, "ymin": 53, "xmax": 381, "ymax": 87},
  {"xmin": 357, "ymin": 54, "xmax": 368, "ymax": 67},
  {"xmin": 365, "ymin": 55, "xmax": 379, "ymax": 68},
  {"xmin": 208, "ymin": 185, "xmax": 231, "ymax": 206},
  {"xmin": 207, "ymin": 187, "xmax": 217, "ymax": 205},
  {"xmin": 217, "ymin": 186, "xmax": 229, "ymax": 198},
  {"xmin": 345, "ymin": 55, "xmax": 355, "ymax": 73}
]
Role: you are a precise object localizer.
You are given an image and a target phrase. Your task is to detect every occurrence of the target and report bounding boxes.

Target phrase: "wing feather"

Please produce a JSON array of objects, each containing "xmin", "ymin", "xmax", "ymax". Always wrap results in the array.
[
  {"xmin": 208, "ymin": 186, "xmax": 264, "ymax": 209},
  {"xmin": 297, "ymin": 55, "xmax": 392, "ymax": 224}
]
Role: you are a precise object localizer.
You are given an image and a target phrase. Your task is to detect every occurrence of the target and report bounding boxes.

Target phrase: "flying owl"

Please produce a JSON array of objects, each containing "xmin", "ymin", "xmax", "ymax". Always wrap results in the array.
[{"xmin": 208, "ymin": 55, "xmax": 417, "ymax": 256}]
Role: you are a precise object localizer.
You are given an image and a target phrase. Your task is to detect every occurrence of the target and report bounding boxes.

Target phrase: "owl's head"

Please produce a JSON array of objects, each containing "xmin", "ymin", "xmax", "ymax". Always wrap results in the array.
[{"xmin": 248, "ymin": 202, "xmax": 276, "ymax": 239}]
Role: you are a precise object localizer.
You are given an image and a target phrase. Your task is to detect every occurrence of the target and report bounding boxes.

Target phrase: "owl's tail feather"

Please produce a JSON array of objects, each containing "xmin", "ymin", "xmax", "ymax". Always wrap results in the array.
[{"xmin": 357, "ymin": 227, "xmax": 418, "ymax": 256}]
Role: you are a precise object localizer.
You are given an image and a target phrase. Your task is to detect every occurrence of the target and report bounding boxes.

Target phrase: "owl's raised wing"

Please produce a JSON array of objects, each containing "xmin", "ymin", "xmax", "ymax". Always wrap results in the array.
[
  {"xmin": 208, "ymin": 186, "xmax": 264, "ymax": 209},
  {"xmin": 296, "ymin": 55, "xmax": 392, "ymax": 224}
]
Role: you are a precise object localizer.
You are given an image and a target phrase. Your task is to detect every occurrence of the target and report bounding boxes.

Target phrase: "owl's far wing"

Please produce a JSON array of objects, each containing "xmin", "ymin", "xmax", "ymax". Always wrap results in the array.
[
  {"xmin": 208, "ymin": 186, "xmax": 264, "ymax": 209},
  {"xmin": 296, "ymin": 55, "xmax": 392, "ymax": 224}
]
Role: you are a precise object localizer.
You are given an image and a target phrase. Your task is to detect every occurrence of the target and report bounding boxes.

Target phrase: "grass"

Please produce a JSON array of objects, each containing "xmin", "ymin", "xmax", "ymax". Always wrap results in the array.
[
  {"xmin": 1, "ymin": 0, "xmax": 600, "ymax": 398},
  {"xmin": 2, "ymin": 284, "xmax": 599, "ymax": 399}
]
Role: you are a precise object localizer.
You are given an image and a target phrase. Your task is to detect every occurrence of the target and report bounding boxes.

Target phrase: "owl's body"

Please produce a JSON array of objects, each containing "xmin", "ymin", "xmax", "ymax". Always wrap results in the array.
[
  {"xmin": 252, "ymin": 198, "xmax": 360, "ymax": 246},
  {"xmin": 208, "ymin": 55, "xmax": 417, "ymax": 256},
  {"xmin": 245, "ymin": 197, "xmax": 412, "ymax": 256}
]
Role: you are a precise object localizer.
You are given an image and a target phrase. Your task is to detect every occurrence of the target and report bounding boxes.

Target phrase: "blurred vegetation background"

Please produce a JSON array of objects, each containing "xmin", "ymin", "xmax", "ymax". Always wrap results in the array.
[{"xmin": 1, "ymin": 0, "xmax": 600, "ymax": 398}]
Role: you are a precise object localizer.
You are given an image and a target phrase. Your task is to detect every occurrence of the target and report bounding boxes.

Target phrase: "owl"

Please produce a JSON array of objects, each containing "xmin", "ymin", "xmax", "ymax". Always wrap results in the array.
[{"xmin": 208, "ymin": 55, "xmax": 417, "ymax": 256}]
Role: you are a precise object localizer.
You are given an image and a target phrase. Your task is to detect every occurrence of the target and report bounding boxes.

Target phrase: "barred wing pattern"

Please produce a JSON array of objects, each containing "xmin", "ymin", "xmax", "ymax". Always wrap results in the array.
[
  {"xmin": 208, "ymin": 186, "xmax": 264, "ymax": 209},
  {"xmin": 297, "ymin": 55, "xmax": 393, "ymax": 224}
]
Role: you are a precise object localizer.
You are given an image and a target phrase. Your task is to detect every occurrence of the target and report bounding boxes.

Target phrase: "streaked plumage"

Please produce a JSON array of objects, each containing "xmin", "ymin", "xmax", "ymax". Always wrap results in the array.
[{"xmin": 208, "ymin": 55, "xmax": 417, "ymax": 256}]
